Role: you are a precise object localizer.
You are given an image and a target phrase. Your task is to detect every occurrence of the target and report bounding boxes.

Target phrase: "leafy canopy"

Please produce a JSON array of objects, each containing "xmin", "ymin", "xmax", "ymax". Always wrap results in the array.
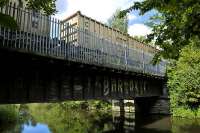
[
  {"xmin": 121, "ymin": 0, "xmax": 200, "ymax": 64},
  {"xmin": 24, "ymin": 0, "xmax": 57, "ymax": 15}
]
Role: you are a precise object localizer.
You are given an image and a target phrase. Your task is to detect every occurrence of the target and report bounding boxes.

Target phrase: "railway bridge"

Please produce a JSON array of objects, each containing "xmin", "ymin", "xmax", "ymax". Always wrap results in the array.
[{"xmin": 0, "ymin": 3, "xmax": 169, "ymax": 114}]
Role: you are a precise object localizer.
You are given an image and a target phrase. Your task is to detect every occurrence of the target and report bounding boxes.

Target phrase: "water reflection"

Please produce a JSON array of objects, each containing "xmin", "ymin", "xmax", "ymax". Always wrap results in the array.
[
  {"xmin": 0, "ymin": 103, "xmax": 200, "ymax": 133},
  {"xmin": 22, "ymin": 122, "xmax": 51, "ymax": 133}
]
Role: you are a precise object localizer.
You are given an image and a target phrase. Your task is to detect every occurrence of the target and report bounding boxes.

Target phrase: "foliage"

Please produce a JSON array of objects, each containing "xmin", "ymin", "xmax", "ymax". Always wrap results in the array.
[
  {"xmin": 172, "ymin": 107, "xmax": 196, "ymax": 118},
  {"xmin": 121, "ymin": 0, "xmax": 200, "ymax": 64},
  {"xmin": 88, "ymin": 100, "xmax": 112, "ymax": 111},
  {"xmin": 133, "ymin": 36, "xmax": 155, "ymax": 47},
  {"xmin": 0, "ymin": 0, "xmax": 57, "ymax": 29},
  {"xmin": 61, "ymin": 100, "xmax": 112, "ymax": 111},
  {"xmin": 107, "ymin": 9, "xmax": 128, "ymax": 33},
  {"xmin": 0, "ymin": 103, "xmax": 113, "ymax": 133},
  {"xmin": 24, "ymin": 0, "xmax": 57, "ymax": 15},
  {"xmin": 0, "ymin": 105, "xmax": 19, "ymax": 124},
  {"xmin": 0, "ymin": 13, "xmax": 18, "ymax": 29},
  {"xmin": 61, "ymin": 101, "xmax": 89, "ymax": 109},
  {"xmin": 28, "ymin": 103, "xmax": 112, "ymax": 133},
  {"xmin": 27, "ymin": 103, "xmax": 92, "ymax": 133},
  {"xmin": 197, "ymin": 108, "xmax": 200, "ymax": 118},
  {"xmin": 122, "ymin": 0, "xmax": 200, "ymax": 118},
  {"xmin": 0, "ymin": 0, "xmax": 8, "ymax": 7},
  {"xmin": 132, "ymin": 36, "xmax": 146, "ymax": 43},
  {"xmin": 168, "ymin": 38, "xmax": 200, "ymax": 117},
  {"xmin": 61, "ymin": 100, "xmax": 111, "ymax": 110}
]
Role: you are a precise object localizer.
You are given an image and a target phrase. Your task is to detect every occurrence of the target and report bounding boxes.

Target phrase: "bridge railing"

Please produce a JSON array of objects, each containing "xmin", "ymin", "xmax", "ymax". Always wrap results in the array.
[{"xmin": 0, "ymin": 2, "xmax": 167, "ymax": 77}]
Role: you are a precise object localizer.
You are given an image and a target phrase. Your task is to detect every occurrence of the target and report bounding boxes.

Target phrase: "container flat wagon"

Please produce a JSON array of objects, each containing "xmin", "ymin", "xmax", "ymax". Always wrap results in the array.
[
  {"xmin": 60, "ymin": 11, "xmax": 157, "ymax": 53},
  {"xmin": 60, "ymin": 11, "xmax": 166, "ymax": 75}
]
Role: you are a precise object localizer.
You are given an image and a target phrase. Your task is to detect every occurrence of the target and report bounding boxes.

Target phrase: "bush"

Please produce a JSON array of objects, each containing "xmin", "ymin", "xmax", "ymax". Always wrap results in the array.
[
  {"xmin": 168, "ymin": 38, "xmax": 200, "ymax": 117},
  {"xmin": 172, "ymin": 107, "xmax": 196, "ymax": 118}
]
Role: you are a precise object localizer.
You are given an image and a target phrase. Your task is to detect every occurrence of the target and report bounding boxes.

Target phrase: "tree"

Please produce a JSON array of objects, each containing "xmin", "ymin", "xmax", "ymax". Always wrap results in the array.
[
  {"xmin": 0, "ymin": 0, "xmax": 57, "ymax": 29},
  {"xmin": 120, "ymin": 0, "xmax": 200, "ymax": 118},
  {"xmin": 120, "ymin": 0, "xmax": 200, "ymax": 64},
  {"xmin": 24, "ymin": 0, "xmax": 57, "ymax": 15},
  {"xmin": 168, "ymin": 38, "xmax": 200, "ymax": 117},
  {"xmin": 107, "ymin": 9, "xmax": 128, "ymax": 33}
]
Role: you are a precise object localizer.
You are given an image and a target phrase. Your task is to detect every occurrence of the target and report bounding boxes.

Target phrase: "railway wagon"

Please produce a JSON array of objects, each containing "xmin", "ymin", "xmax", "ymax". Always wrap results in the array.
[
  {"xmin": 60, "ymin": 11, "xmax": 157, "ymax": 53},
  {"xmin": 60, "ymin": 11, "xmax": 160, "ymax": 66}
]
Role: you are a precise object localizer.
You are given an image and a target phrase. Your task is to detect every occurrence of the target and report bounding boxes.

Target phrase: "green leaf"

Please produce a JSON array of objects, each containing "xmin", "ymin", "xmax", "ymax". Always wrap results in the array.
[{"xmin": 0, "ymin": 13, "xmax": 18, "ymax": 30}]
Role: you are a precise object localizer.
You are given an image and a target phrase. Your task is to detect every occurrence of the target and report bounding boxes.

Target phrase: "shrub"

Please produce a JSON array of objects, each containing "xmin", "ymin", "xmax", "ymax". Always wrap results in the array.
[
  {"xmin": 168, "ymin": 38, "xmax": 200, "ymax": 117},
  {"xmin": 172, "ymin": 107, "xmax": 196, "ymax": 118}
]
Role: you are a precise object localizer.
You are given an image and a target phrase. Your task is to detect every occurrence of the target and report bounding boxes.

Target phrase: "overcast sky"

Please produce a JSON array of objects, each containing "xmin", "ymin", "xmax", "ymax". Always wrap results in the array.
[{"xmin": 55, "ymin": 0, "xmax": 153, "ymax": 37}]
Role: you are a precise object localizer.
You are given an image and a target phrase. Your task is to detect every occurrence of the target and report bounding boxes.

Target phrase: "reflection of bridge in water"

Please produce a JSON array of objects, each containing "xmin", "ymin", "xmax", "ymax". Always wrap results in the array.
[
  {"xmin": 112, "ymin": 111, "xmax": 135, "ymax": 132},
  {"xmin": 112, "ymin": 100, "xmax": 135, "ymax": 113},
  {"xmin": 0, "ymin": 2, "xmax": 169, "ymax": 115}
]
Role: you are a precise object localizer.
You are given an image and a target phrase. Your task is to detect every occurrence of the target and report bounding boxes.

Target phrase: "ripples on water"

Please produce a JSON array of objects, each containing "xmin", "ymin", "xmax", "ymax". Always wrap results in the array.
[{"xmin": 0, "ymin": 103, "xmax": 200, "ymax": 133}]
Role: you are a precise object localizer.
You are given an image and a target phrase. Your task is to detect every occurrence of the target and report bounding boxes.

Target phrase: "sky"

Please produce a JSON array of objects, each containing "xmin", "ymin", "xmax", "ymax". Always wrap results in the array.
[{"xmin": 55, "ymin": 0, "xmax": 153, "ymax": 37}]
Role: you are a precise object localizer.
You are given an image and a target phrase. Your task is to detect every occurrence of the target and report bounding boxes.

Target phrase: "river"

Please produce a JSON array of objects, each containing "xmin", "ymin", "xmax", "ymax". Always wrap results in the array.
[{"xmin": 0, "ymin": 103, "xmax": 200, "ymax": 133}]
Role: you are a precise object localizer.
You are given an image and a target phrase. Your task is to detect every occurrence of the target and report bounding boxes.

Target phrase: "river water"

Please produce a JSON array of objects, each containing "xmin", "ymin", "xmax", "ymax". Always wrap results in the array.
[{"xmin": 0, "ymin": 103, "xmax": 200, "ymax": 133}]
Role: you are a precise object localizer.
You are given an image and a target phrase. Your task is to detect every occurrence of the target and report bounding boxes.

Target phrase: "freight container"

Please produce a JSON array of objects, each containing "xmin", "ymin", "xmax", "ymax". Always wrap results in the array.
[
  {"xmin": 60, "ymin": 11, "xmax": 158, "ymax": 55},
  {"xmin": 60, "ymin": 11, "xmax": 167, "ymax": 75}
]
